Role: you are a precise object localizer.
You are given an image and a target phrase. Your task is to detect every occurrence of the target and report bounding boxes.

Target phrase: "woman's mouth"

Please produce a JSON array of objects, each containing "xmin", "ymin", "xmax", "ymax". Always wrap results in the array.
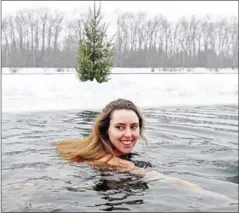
[{"xmin": 121, "ymin": 140, "xmax": 133, "ymax": 145}]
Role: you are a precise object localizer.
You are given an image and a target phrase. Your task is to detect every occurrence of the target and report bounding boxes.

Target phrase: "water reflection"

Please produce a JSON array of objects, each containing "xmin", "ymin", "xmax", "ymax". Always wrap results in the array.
[
  {"xmin": 91, "ymin": 153, "xmax": 152, "ymax": 211},
  {"xmin": 226, "ymin": 174, "xmax": 239, "ymax": 184},
  {"xmin": 120, "ymin": 153, "xmax": 153, "ymax": 168},
  {"xmin": 76, "ymin": 110, "xmax": 99, "ymax": 123},
  {"xmin": 72, "ymin": 110, "xmax": 99, "ymax": 137},
  {"xmin": 2, "ymin": 105, "xmax": 238, "ymax": 212},
  {"xmin": 93, "ymin": 175, "xmax": 148, "ymax": 192},
  {"xmin": 224, "ymin": 165, "xmax": 239, "ymax": 184},
  {"xmin": 93, "ymin": 173, "xmax": 148, "ymax": 211}
]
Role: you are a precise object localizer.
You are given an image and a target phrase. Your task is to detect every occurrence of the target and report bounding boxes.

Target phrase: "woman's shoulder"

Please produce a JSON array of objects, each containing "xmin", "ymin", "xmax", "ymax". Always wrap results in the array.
[{"xmin": 86, "ymin": 154, "xmax": 135, "ymax": 171}]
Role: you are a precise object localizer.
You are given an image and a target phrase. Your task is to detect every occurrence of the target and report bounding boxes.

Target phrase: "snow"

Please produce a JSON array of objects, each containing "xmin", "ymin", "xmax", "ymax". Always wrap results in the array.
[
  {"xmin": 2, "ymin": 67, "xmax": 238, "ymax": 74},
  {"xmin": 2, "ymin": 67, "xmax": 238, "ymax": 113}
]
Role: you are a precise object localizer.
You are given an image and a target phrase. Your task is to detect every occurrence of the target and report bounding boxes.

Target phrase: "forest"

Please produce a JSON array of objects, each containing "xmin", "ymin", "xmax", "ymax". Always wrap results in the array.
[{"xmin": 2, "ymin": 8, "xmax": 238, "ymax": 69}]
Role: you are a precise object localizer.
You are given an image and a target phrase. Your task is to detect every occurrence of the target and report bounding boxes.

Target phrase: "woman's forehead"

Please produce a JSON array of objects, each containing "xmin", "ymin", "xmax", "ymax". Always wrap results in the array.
[{"xmin": 110, "ymin": 109, "xmax": 139, "ymax": 123}]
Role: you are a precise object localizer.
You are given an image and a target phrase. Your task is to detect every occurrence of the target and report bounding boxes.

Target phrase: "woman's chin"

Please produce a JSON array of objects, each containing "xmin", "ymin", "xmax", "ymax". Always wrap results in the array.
[
  {"xmin": 113, "ymin": 149, "xmax": 131, "ymax": 157},
  {"xmin": 120, "ymin": 148, "xmax": 133, "ymax": 155}
]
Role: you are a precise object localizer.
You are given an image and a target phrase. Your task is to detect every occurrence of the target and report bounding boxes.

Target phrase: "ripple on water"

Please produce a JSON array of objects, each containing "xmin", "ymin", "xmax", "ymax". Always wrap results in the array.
[{"xmin": 2, "ymin": 105, "xmax": 238, "ymax": 211}]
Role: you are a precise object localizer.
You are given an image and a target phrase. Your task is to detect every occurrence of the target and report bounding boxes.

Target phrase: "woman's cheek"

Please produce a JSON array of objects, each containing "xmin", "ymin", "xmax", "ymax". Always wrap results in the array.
[
  {"xmin": 113, "ymin": 131, "xmax": 123, "ymax": 139},
  {"xmin": 133, "ymin": 130, "xmax": 140, "ymax": 138}
]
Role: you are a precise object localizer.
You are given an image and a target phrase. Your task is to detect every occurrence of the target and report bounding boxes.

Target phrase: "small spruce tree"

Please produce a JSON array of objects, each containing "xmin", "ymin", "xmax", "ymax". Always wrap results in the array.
[{"xmin": 76, "ymin": 1, "xmax": 114, "ymax": 83}]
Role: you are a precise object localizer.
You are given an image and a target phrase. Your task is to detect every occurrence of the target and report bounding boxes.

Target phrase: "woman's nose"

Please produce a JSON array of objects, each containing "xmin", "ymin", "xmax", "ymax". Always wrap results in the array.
[{"xmin": 123, "ymin": 128, "xmax": 132, "ymax": 137}]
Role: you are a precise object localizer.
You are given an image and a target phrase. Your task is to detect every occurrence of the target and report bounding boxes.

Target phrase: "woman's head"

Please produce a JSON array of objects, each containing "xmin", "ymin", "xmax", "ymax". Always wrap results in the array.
[
  {"xmin": 55, "ymin": 99, "xmax": 146, "ymax": 162},
  {"xmin": 93, "ymin": 99, "xmax": 146, "ymax": 156}
]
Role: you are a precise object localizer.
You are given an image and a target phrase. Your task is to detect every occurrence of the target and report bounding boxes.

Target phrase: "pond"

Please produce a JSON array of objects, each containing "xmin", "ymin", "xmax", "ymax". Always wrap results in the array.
[{"xmin": 2, "ymin": 71, "xmax": 238, "ymax": 211}]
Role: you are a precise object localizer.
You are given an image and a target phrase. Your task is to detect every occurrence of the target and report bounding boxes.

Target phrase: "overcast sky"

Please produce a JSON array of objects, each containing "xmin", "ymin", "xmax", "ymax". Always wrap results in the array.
[{"xmin": 2, "ymin": 1, "xmax": 238, "ymax": 21}]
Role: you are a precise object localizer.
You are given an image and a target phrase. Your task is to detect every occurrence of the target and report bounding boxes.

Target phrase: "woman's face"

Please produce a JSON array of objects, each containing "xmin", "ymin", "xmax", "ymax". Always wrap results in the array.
[{"xmin": 107, "ymin": 109, "xmax": 140, "ymax": 156}]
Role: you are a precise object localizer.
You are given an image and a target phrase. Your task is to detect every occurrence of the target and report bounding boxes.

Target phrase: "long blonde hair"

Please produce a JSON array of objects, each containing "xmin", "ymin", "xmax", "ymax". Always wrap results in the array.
[{"xmin": 55, "ymin": 99, "xmax": 147, "ymax": 164}]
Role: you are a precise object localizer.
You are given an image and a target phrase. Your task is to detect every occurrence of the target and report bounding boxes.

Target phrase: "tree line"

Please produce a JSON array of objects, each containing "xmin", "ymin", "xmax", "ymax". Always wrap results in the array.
[{"xmin": 2, "ymin": 8, "xmax": 238, "ymax": 69}]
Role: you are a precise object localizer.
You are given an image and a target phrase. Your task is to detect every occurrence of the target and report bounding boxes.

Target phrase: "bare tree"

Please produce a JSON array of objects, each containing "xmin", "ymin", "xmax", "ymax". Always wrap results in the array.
[
  {"xmin": 2, "ymin": 18, "xmax": 11, "ymax": 66},
  {"xmin": 2, "ymin": 8, "xmax": 238, "ymax": 69},
  {"xmin": 230, "ymin": 16, "xmax": 238, "ymax": 69},
  {"xmin": 52, "ymin": 10, "xmax": 64, "ymax": 51},
  {"xmin": 38, "ymin": 8, "xmax": 50, "ymax": 62}
]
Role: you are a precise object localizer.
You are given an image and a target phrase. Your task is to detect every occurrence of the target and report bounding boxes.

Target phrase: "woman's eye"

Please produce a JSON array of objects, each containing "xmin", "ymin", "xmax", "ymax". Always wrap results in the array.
[
  {"xmin": 116, "ymin": 126, "xmax": 124, "ymax": 130},
  {"xmin": 115, "ymin": 125, "xmax": 138, "ymax": 130},
  {"xmin": 131, "ymin": 126, "xmax": 138, "ymax": 130}
]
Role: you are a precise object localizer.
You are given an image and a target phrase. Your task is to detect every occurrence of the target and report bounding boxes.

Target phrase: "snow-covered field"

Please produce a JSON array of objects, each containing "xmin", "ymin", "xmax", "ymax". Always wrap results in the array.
[
  {"xmin": 2, "ymin": 67, "xmax": 238, "ymax": 74},
  {"xmin": 2, "ymin": 67, "xmax": 238, "ymax": 113}
]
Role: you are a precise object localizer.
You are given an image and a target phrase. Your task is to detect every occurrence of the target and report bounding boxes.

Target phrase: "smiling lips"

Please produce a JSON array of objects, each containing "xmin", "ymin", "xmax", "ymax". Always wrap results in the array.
[{"xmin": 121, "ymin": 140, "xmax": 133, "ymax": 145}]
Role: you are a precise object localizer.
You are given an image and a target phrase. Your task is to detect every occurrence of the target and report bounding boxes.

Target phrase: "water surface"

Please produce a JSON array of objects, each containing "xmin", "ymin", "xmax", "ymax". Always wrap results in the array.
[{"xmin": 2, "ymin": 105, "xmax": 238, "ymax": 212}]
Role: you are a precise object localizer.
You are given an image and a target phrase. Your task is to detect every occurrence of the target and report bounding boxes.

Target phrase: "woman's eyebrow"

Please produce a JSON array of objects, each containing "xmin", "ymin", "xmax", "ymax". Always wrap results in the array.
[{"xmin": 115, "ymin": 123, "xmax": 139, "ymax": 125}]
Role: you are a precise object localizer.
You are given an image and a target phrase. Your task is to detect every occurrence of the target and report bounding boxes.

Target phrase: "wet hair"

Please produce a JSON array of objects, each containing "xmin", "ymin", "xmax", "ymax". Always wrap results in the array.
[{"xmin": 55, "ymin": 99, "xmax": 147, "ymax": 163}]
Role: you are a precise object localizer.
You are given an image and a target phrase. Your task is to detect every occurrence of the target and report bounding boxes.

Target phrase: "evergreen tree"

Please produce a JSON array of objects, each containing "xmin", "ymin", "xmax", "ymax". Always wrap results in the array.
[{"xmin": 76, "ymin": 1, "xmax": 114, "ymax": 83}]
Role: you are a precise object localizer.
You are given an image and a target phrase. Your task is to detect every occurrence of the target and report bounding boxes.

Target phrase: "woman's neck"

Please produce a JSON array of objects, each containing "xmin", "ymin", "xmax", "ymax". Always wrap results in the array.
[{"xmin": 112, "ymin": 148, "xmax": 124, "ymax": 157}]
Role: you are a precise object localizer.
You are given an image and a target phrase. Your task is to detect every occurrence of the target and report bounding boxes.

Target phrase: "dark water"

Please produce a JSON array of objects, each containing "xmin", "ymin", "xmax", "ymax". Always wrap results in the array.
[{"xmin": 2, "ymin": 105, "xmax": 238, "ymax": 212}]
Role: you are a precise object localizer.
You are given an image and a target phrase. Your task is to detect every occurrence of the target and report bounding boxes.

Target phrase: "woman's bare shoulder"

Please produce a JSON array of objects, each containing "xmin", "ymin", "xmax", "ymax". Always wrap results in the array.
[{"xmin": 87, "ymin": 155, "xmax": 135, "ymax": 172}]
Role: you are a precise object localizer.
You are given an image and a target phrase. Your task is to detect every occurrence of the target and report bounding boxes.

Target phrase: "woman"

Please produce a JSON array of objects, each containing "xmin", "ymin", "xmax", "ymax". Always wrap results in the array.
[
  {"xmin": 55, "ymin": 99, "xmax": 233, "ymax": 201},
  {"xmin": 55, "ymin": 98, "xmax": 145, "ymax": 171}
]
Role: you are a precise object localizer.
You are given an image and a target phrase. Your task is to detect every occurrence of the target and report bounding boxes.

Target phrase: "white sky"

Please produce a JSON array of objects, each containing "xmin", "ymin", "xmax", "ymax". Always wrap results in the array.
[{"xmin": 2, "ymin": 1, "xmax": 238, "ymax": 22}]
